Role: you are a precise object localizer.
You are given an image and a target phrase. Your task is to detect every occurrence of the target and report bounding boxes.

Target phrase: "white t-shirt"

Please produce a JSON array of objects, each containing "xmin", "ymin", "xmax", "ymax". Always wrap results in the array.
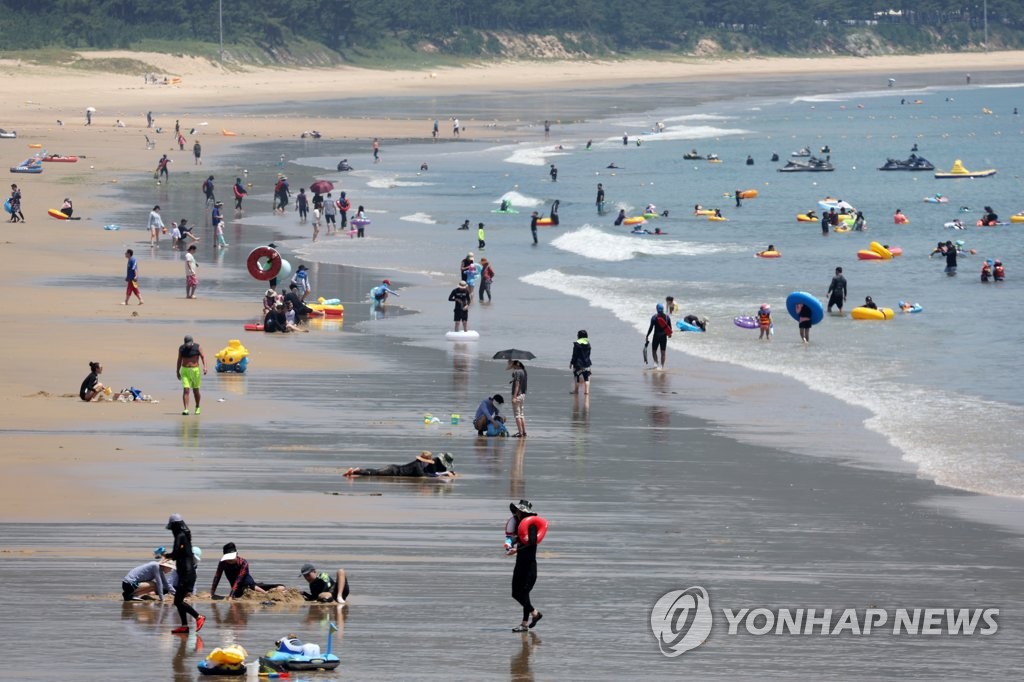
[{"xmin": 185, "ymin": 252, "xmax": 197, "ymax": 275}]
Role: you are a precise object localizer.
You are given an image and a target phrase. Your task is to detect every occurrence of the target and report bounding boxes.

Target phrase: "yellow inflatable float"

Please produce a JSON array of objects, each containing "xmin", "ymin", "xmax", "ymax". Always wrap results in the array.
[
  {"xmin": 215, "ymin": 339, "xmax": 249, "ymax": 373},
  {"xmin": 851, "ymin": 307, "xmax": 895, "ymax": 320}
]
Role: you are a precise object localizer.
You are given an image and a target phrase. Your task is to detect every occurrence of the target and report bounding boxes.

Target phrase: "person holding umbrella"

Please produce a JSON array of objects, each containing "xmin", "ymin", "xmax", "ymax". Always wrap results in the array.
[{"xmin": 487, "ymin": 351, "xmax": 534, "ymax": 438}]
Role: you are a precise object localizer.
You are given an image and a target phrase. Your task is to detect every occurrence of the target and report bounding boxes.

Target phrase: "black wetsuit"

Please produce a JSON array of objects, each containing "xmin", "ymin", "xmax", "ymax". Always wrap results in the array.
[
  {"xmin": 168, "ymin": 524, "xmax": 199, "ymax": 626},
  {"xmin": 827, "ymin": 274, "xmax": 847, "ymax": 311},
  {"xmin": 358, "ymin": 459, "xmax": 430, "ymax": 477},
  {"xmin": 530, "ymin": 215, "xmax": 538, "ymax": 244},
  {"xmin": 512, "ymin": 522, "xmax": 539, "ymax": 622}
]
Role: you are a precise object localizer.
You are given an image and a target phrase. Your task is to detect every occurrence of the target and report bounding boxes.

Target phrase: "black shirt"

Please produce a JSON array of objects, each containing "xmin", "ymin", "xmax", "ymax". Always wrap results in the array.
[
  {"xmin": 80, "ymin": 372, "xmax": 98, "ymax": 400},
  {"xmin": 449, "ymin": 287, "xmax": 470, "ymax": 311}
]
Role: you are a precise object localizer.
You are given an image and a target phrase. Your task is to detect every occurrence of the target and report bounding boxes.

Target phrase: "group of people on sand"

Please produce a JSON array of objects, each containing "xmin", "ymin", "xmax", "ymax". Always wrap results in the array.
[
  {"xmin": 121, "ymin": 515, "xmax": 350, "ymax": 635},
  {"xmin": 471, "ymin": 360, "xmax": 530, "ymax": 438}
]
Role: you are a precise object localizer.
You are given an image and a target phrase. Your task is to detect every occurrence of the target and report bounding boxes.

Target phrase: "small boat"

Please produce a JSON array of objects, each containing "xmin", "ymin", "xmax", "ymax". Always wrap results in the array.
[
  {"xmin": 935, "ymin": 159, "xmax": 996, "ymax": 179},
  {"xmin": 0, "ymin": 129, "xmax": 16, "ymax": 139},
  {"xmin": 41, "ymin": 154, "xmax": 78, "ymax": 162},
  {"xmin": 791, "ymin": 147, "xmax": 812, "ymax": 157},
  {"xmin": 778, "ymin": 156, "xmax": 833, "ymax": 173},
  {"xmin": 10, "ymin": 158, "xmax": 42, "ymax": 174},
  {"xmin": 878, "ymin": 154, "xmax": 935, "ymax": 171}
]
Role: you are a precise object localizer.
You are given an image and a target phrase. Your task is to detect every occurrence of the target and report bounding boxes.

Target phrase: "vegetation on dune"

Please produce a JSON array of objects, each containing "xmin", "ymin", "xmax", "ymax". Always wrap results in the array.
[{"xmin": 1, "ymin": 0, "xmax": 1022, "ymax": 62}]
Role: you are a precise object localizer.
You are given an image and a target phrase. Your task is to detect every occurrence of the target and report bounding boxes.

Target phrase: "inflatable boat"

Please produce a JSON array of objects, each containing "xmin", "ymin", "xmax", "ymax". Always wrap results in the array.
[{"xmin": 934, "ymin": 159, "xmax": 996, "ymax": 179}]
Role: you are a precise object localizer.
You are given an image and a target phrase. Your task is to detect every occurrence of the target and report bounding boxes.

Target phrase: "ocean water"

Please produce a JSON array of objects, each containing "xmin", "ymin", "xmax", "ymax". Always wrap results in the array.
[{"xmin": 228, "ymin": 79, "xmax": 1024, "ymax": 501}]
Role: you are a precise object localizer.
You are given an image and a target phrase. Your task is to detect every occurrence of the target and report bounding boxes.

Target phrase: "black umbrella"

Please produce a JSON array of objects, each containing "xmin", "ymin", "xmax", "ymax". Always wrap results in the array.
[{"xmin": 493, "ymin": 349, "xmax": 536, "ymax": 360}]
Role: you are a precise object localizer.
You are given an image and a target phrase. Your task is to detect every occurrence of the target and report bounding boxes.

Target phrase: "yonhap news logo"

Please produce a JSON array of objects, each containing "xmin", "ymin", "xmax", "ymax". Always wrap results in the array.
[{"xmin": 651, "ymin": 586, "xmax": 998, "ymax": 657}]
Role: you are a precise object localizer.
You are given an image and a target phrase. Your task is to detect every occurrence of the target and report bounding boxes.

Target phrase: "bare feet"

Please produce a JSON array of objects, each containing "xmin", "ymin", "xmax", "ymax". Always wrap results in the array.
[{"xmin": 343, "ymin": 468, "xmax": 359, "ymax": 477}]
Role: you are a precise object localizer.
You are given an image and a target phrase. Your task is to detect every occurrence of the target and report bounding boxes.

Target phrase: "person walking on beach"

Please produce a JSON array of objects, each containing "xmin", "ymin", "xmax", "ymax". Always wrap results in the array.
[
  {"xmin": 233, "ymin": 177, "xmax": 247, "ymax": 211},
  {"xmin": 9, "ymin": 184, "xmax": 24, "ymax": 223},
  {"xmin": 163, "ymin": 514, "xmax": 205, "ymax": 634},
  {"xmin": 509, "ymin": 360, "xmax": 528, "ymax": 437},
  {"xmin": 507, "ymin": 499, "xmax": 543, "ymax": 632},
  {"xmin": 570, "ymin": 330, "xmax": 592, "ymax": 395},
  {"xmin": 274, "ymin": 176, "xmax": 290, "ymax": 214},
  {"xmin": 147, "ymin": 111, "xmax": 153, "ymax": 128},
  {"xmin": 123, "ymin": 249, "xmax": 143, "ymax": 305},
  {"xmin": 185, "ymin": 245, "xmax": 199, "ymax": 299},
  {"xmin": 296, "ymin": 188, "xmax": 309, "ymax": 224},
  {"xmin": 479, "ymin": 257, "xmax": 494, "ymax": 302},
  {"xmin": 478, "ymin": 222, "xmax": 486, "ymax": 250},
  {"xmin": 354, "ymin": 206, "xmax": 368, "ymax": 238},
  {"xmin": 323, "ymin": 192, "xmax": 337, "ymax": 235},
  {"xmin": 544, "ymin": 120, "xmax": 550, "ymax": 139},
  {"xmin": 192, "ymin": 141, "xmax": 201, "ymax": 165},
  {"xmin": 432, "ymin": 119, "xmax": 439, "ymax": 139},
  {"xmin": 372, "ymin": 137, "xmax": 380, "ymax": 164},
  {"xmin": 202, "ymin": 175, "xmax": 215, "ymax": 204},
  {"xmin": 530, "ymin": 212, "xmax": 539, "ymax": 245},
  {"xmin": 449, "ymin": 280, "xmax": 471, "ymax": 332},
  {"xmin": 645, "ymin": 303, "xmax": 672, "ymax": 369},
  {"xmin": 337, "ymin": 192, "xmax": 351, "ymax": 229},
  {"xmin": 176, "ymin": 335, "xmax": 207, "ymax": 416},
  {"xmin": 86, "ymin": 108, "xmax": 92, "ymax": 126},
  {"xmin": 453, "ymin": 118, "xmax": 461, "ymax": 137},
  {"xmin": 596, "ymin": 183, "xmax": 605, "ymax": 214},
  {"xmin": 796, "ymin": 302, "xmax": 812, "ymax": 343},
  {"xmin": 156, "ymin": 154, "xmax": 170, "ymax": 182},
  {"xmin": 826, "ymin": 266, "xmax": 847, "ymax": 313}
]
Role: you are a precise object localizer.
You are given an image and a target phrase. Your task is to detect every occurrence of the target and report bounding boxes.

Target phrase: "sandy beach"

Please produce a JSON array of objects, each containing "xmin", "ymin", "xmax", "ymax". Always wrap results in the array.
[{"xmin": 2, "ymin": 51, "xmax": 1024, "ymax": 679}]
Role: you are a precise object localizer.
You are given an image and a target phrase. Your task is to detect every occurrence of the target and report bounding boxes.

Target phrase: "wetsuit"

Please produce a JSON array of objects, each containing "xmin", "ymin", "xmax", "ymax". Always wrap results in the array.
[
  {"xmin": 647, "ymin": 313, "xmax": 672, "ymax": 354},
  {"xmin": 168, "ymin": 524, "xmax": 199, "ymax": 626},
  {"xmin": 945, "ymin": 247, "xmax": 958, "ymax": 273},
  {"xmin": 357, "ymin": 459, "xmax": 431, "ymax": 477},
  {"xmin": 570, "ymin": 337, "xmax": 592, "ymax": 381},
  {"xmin": 80, "ymin": 371, "xmax": 99, "ymax": 401},
  {"xmin": 512, "ymin": 521, "xmax": 539, "ymax": 623},
  {"xmin": 303, "ymin": 571, "xmax": 350, "ymax": 602},
  {"xmin": 827, "ymin": 274, "xmax": 847, "ymax": 311},
  {"xmin": 530, "ymin": 215, "xmax": 538, "ymax": 244}
]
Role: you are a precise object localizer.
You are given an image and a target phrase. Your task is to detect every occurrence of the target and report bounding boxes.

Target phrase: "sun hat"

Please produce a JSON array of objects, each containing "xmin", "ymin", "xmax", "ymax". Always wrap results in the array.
[
  {"xmin": 415, "ymin": 451, "xmax": 434, "ymax": 464},
  {"xmin": 299, "ymin": 563, "xmax": 316, "ymax": 576},
  {"xmin": 434, "ymin": 452, "xmax": 455, "ymax": 472},
  {"xmin": 467, "ymin": 251, "xmax": 474, "ymax": 257},
  {"xmin": 159, "ymin": 559, "xmax": 176, "ymax": 570},
  {"xmin": 383, "ymin": 279, "xmax": 391, "ymax": 285},
  {"xmin": 220, "ymin": 542, "xmax": 238, "ymax": 562},
  {"xmin": 458, "ymin": 281, "xmax": 468, "ymax": 289},
  {"xmin": 165, "ymin": 513, "xmax": 183, "ymax": 529},
  {"xmin": 509, "ymin": 499, "xmax": 536, "ymax": 516}
]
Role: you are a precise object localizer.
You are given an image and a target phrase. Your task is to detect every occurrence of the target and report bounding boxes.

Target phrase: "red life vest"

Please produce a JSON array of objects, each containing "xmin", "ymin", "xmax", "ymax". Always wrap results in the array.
[
  {"xmin": 655, "ymin": 314, "xmax": 672, "ymax": 337},
  {"xmin": 758, "ymin": 311, "xmax": 771, "ymax": 329}
]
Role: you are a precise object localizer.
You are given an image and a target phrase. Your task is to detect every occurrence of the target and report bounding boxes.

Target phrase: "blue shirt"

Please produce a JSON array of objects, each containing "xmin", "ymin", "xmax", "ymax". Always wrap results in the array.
[{"xmin": 126, "ymin": 257, "xmax": 138, "ymax": 281}]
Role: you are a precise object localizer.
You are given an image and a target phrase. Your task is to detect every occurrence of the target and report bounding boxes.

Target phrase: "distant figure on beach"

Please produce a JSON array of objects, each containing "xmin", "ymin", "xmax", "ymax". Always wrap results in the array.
[
  {"xmin": 336, "ymin": 192, "xmax": 350, "ymax": 228},
  {"xmin": 796, "ymin": 303, "xmax": 812, "ymax": 343},
  {"xmin": 420, "ymin": 162, "xmax": 429, "ymax": 171},
  {"xmin": 614, "ymin": 209, "xmax": 626, "ymax": 226},
  {"xmin": 596, "ymin": 183, "xmax": 605, "ymax": 213},
  {"xmin": 966, "ymin": 73, "xmax": 971, "ymax": 85},
  {"xmin": 453, "ymin": 118, "xmax": 461, "ymax": 137},
  {"xmin": 507, "ymin": 499, "xmax": 544, "ymax": 632},
  {"xmin": 122, "ymin": 558, "xmax": 174, "ymax": 601},
  {"xmin": 508, "ymin": 360, "xmax": 528, "ymax": 437},
  {"xmin": 586, "ymin": 140, "xmax": 592, "ymax": 150},
  {"xmin": 530, "ymin": 212, "xmax": 539, "ymax": 245},
  {"xmin": 300, "ymin": 563, "xmax": 350, "ymax": 604},
  {"xmin": 853, "ymin": 211, "xmax": 866, "ymax": 231},
  {"xmin": 233, "ymin": 177, "xmax": 247, "ymax": 211},
  {"xmin": 645, "ymin": 303, "xmax": 672, "ymax": 369},
  {"xmin": 543, "ymin": 120, "xmax": 550, "ymax": 139},
  {"xmin": 263, "ymin": 303, "xmax": 289, "ymax": 333},
  {"xmin": 323, "ymin": 192, "xmax": 337, "ymax": 234},
  {"xmin": 176, "ymin": 335, "xmax": 207, "ymax": 416},
  {"xmin": 372, "ymin": 137, "xmax": 380, "ymax": 163},
  {"xmin": 606, "ymin": 163, "xmax": 619, "ymax": 169},
  {"xmin": 185, "ymin": 245, "xmax": 199, "ymax": 299},
  {"xmin": 147, "ymin": 111, "xmax": 153, "ymax": 128},
  {"xmin": 820, "ymin": 212, "xmax": 830, "ymax": 235},
  {"xmin": 827, "ymin": 267, "xmax": 847, "ymax": 313},
  {"xmin": 210, "ymin": 542, "xmax": 285, "ymax": 599},
  {"xmin": 735, "ymin": 189, "xmax": 743, "ymax": 208},
  {"xmin": 80, "ymin": 361, "xmax": 107, "ymax": 402},
  {"xmin": 296, "ymin": 188, "xmax": 309, "ymax": 223},
  {"xmin": 193, "ymin": 141, "xmax": 201, "ymax": 165},
  {"xmin": 354, "ymin": 205, "xmax": 368, "ymax": 237},
  {"xmin": 85, "ymin": 108, "xmax": 92, "ymax": 125},
  {"xmin": 156, "ymin": 154, "xmax": 170, "ymax": 181},
  {"xmin": 177, "ymin": 132, "xmax": 186, "ymax": 151},
  {"xmin": 459, "ymin": 219, "xmax": 471, "ymax": 230},
  {"xmin": 622, "ymin": 132, "xmax": 628, "ymax": 146},
  {"xmin": 570, "ymin": 330, "xmax": 592, "ymax": 395},
  {"xmin": 665, "ymin": 296, "xmax": 679, "ymax": 318},
  {"xmin": 60, "ymin": 197, "xmax": 74, "ymax": 218},
  {"xmin": 123, "ymin": 249, "xmax": 143, "ymax": 305},
  {"xmin": 994, "ymin": 260, "xmax": 1005, "ymax": 281},
  {"xmin": 202, "ymin": 175, "xmax": 215, "ymax": 204},
  {"xmin": 8, "ymin": 183, "xmax": 23, "ymax": 223},
  {"xmin": 479, "ymin": 257, "xmax": 494, "ymax": 302},
  {"xmin": 758, "ymin": 304, "xmax": 772, "ymax": 341},
  {"xmin": 337, "ymin": 159, "xmax": 353, "ymax": 172},
  {"xmin": 746, "ymin": 155, "xmax": 754, "ymax": 165},
  {"xmin": 432, "ymin": 119, "xmax": 439, "ymax": 138},
  {"xmin": 474, "ymin": 394, "xmax": 505, "ymax": 436},
  {"xmin": 449, "ymin": 280, "xmax": 471, "ymax": 332},
  {"xmin": 148, "ymin": 205, "xmax": 164, "ymax": 245},
  {"xmin": 478, "ymin": 222, "xmax": 486, "ymax": 249},
  {"xmin": 163, "ymin": 513, "xmax": 204, "ymax": 634},
  {"xmin": 274, "ymin": 176, "xmax": 290, "ymax": 214},
  {"xmin": 549, "ymin": 164, "xmax": 558, "ymax": 182},
  {"xmin": 343, "ymin": 451, "xmax": 456, "ymax": 478},
  {"xmin": 371, "ymin": 279, "xmax": 399, "ymax": 306}
]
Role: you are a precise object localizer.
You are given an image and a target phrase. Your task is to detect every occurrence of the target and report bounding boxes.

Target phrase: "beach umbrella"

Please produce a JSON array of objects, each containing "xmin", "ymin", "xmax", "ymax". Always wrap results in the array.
[
  {"xmin": 85, "ymin": 106, "xmax": 97, "ymax": 112},
  {"xmin": 492, "ymin": 349, "xmax": 536, "ymax": 360},
  {"xmin": 309, "ymin": 180, "xmax": 334, "ymax": 194}
]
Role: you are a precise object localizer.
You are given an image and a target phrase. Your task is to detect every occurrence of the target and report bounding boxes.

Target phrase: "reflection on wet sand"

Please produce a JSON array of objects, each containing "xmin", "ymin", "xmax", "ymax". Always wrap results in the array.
[
  {"xmin": 450, "ymin": 343, "xmax": 474, "ymax": 397},
  {"xmin": 171, "ymin": 632, "xmax": 203, "ymax": 682},
  {"xmin": 510, "ymin": 631, "xmax": 541, "ymax": 682},
  {"xmin": 570, "ymin": 393, "xmax": 590, "ymax": 459},
  {"xmin": 510, "ymin": 437, "xmax": 527, "ymax": 499}
]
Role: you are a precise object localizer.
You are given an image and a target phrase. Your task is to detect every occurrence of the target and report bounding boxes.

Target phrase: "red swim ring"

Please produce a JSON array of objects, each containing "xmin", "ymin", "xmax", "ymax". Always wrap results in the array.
[
  {"xmin": 247, "ymin": 247, "xmax": 281, "ymax": 281},
  {"xmin": 517, "ymin": 516, "xmax": 548, "ymax": 544}
]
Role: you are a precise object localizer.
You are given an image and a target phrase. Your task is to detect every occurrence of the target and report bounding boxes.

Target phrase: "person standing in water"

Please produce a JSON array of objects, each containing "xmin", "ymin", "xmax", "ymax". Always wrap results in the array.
[
  {"xmin": 530, "ymin": 212, "xmax": 539, "ymax": 245},
  {"xmin": 508, "ymin": 500, "xmax": 543, "ymax": 632},
  {"xmin": 596, "ymin": 183, "xmax": 605, "ymax": 214},
  {"xmin": 796, "ymin": 303, "xmax": 812, "ymax": 343},
  {"xmin": 826, "ymin": 266, "xmax": 847, "ymax": 314},
  {"xmin": 164, "ymin": 513, "xmax": 204, "ymax": 634},
  {"xmin": 645, "ymin": 303, "xmax": 673, "ymax": 369},
  {"xmin": 570, "ymin": 330, "xmax": 592, "ymax": 395}
]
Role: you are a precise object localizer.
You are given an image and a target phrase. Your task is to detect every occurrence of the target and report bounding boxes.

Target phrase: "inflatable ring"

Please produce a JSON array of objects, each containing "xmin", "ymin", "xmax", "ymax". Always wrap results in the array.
[
  {"xmin": 757, "ymin": 250, "xmax": 781, "ymax": 258},
  {"xmin": 517, "ymin": 516, "xmax": 548, "ymax": 544},
  {"xmin": 796, "ymin": 214, "xmax": 817, "ymax": 222},
  {"xmin": 834, "ymin": 225, "xmax": 851, "ymax": 233},
  {"xmin": 246, "ymin": 247, "xmax": 281, "ymax": 281},
  {"xmin": 623, "ymin": 217, "xmax": 645, "ymax": 225}
]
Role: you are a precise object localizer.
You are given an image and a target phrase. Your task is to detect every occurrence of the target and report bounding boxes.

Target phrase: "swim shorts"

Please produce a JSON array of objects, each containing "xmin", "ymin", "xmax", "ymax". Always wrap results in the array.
[
  {"xmin": 454, "ymin": 308, "xmax": 468, "ymax": 322},
  {"xmin": 652, "ymin": 335, "xmax": 667, "ymax": 353},
  {"xmin": 180, "ymin": 366, "xmax": 201, "ymax": 389},
  {"xmin": 186, "ymin": 274, "xmax": 198, "ymax": 288},
  {"xmin": 512, "ymin": 394, "xmax": 525, "ymax": 419}
]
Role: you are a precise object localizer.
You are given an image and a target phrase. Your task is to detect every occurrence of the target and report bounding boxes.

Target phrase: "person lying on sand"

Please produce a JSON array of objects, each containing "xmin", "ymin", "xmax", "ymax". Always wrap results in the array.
[{"xmin": 343, "ymin": 451, "xmax": 455, "ymax": 478}]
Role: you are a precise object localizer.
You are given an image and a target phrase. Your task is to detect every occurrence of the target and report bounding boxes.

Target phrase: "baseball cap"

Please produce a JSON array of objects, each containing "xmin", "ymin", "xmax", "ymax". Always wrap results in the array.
[{"xmin": 300, "ymin": 563, "xmax": 316, "ymax": 576}]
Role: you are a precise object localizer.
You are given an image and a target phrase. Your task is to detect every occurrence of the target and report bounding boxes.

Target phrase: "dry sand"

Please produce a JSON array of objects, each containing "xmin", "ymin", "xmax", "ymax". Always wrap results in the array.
[{"xmin": 1, "ymin": 50, "xmax": 1022, "ymax": 523}]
